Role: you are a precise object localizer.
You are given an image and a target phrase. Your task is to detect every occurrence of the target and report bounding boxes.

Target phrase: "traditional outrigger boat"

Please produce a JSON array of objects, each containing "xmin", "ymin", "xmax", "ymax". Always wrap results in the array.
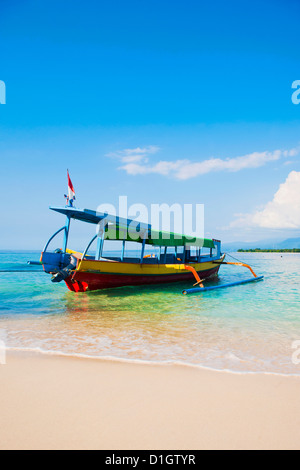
[
  {"xmin": 39, "ymin": 205, "xmax": 224, "ymax": 293},
  {"xmin": 33, "ymin": 176, "xmax": 263, "ymax": 294}
]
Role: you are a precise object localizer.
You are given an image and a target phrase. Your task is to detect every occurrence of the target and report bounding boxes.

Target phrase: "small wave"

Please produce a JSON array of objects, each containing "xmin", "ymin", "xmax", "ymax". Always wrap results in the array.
[
  {"xmin": 225, "ymin": 352, "xmax": 244, "ymax": 363},
  {"xmin": 5, "ymin": 346, "xmax": 300, "ymax": 378}
]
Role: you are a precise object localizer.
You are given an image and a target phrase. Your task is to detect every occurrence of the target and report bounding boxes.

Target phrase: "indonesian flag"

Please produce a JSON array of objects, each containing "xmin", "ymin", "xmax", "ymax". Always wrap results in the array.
[{"xmin": 67, "ymin": 170, "xmax": 76, "ymax": 201}]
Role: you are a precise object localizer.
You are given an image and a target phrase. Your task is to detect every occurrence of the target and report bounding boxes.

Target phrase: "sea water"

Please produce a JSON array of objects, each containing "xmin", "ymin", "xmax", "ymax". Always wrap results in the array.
[{"xmin": 0, "ymin": 251, "xmax": 299, "ymax": 375}]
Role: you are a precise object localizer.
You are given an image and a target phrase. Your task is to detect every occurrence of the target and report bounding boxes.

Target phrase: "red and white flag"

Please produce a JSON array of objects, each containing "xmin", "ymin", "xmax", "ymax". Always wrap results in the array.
[{"xmin": 67, "ymin": 170, "xmax": 76, "ymax": 201}]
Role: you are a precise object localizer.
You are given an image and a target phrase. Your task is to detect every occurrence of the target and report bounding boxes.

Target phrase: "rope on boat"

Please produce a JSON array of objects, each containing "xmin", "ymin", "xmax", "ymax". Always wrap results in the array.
[
  {"xmin": 225, "ymin": 252, "xmax": 260, "ymax": 268},
  {"xmin": 225, "ymin": 252, "xmax": 245, "ymax": 264}
]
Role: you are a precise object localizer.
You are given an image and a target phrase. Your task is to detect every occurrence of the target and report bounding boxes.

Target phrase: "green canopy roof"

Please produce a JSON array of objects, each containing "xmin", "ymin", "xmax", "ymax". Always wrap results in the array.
[
  {"xmin": 50, "ymin": 206, "xmax": 216, "ymax": 249},
  {"xmin": 104, "ymin": 225, "xmax": 215, "ymax": 248}
]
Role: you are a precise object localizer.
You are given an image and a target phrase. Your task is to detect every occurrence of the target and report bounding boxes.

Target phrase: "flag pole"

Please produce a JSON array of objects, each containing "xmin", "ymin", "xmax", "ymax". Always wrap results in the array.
[{"xmin": 63, "ymin": 170, "xmax": 76, "ymax": 251}]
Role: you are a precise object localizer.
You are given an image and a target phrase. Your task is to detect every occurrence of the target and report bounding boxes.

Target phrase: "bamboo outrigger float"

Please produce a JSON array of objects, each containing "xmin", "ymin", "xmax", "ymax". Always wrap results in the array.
[{"xmin": 35, "ymin": 176, "xmax": 264, "ymax": 294}]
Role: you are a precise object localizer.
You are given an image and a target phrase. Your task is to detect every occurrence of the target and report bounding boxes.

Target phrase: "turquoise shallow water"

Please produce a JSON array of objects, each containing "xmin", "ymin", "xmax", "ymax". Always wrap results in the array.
[{"xmin": 0, "ymin": 251, "xmax": 299, "ymax": 375}]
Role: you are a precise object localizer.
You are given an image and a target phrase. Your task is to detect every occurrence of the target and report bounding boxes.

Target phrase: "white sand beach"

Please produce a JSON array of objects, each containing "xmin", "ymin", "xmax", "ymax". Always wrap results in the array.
[{"xmin": 0, "ymin": 351, "xmax": 299, "ymax": 450}]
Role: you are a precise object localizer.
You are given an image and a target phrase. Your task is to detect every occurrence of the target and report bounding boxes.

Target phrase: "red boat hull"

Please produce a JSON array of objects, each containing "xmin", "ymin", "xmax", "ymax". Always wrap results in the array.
[{"xmin": 64, "ymin": 265, "xmax": 221, "ymax": 292}]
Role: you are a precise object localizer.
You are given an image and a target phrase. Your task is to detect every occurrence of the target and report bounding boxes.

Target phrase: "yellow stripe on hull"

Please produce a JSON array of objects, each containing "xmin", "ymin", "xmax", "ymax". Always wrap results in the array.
[{"xmin": 77, "ymin": 257, "xmax": 224, "ymax": 276}]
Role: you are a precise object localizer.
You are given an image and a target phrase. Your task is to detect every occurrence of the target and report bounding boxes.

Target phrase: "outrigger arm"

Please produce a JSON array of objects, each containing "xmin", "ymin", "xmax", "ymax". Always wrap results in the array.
[
  {"xmin": 183, "ymin": 264, "xmax": 205, "ymax": 288},
  {"xmin": 212, "ymin": 260, "xmax": 259, "ymax": 278},
  {"xmin": 182, "ymin": 257, "xmax": 264, "ymax": 295}
]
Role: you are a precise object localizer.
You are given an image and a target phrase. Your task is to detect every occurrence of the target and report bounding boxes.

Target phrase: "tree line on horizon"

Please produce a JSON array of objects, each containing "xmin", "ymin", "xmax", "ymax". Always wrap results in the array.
[{"xmin": 238, "ymin": 248, "xmax": 300, "ymax": 253}]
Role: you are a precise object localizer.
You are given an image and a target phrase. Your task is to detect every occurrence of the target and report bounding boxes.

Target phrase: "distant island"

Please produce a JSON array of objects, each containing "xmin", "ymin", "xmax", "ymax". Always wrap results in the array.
[
  {"xmin": 238, "ymin": 248, "xmax": 300, "ymax": 253},
  {"xmin": 223, "ymin": 237, "xmax": 300, "ymax": 252}
]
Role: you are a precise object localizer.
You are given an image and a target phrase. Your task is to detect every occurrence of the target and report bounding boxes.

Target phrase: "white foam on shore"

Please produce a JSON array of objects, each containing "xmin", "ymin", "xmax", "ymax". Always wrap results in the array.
[{"xmin": 5, "ymin": 346, "xmax": 300, "ymax": 379}]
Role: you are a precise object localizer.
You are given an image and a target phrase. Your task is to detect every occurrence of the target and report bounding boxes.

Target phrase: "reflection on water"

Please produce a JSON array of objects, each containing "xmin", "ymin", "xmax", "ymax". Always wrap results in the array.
[{"xmin": 0, "ymin": 252, "xmax": 300, "ymax": 374}]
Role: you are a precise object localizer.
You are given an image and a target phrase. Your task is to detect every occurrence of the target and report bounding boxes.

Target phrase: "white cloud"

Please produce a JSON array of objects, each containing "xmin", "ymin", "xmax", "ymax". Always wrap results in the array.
[
  {"xmin": 116, "ymin": 147, "xmax": 299, "ymax": 180},
  {"xmin": 231, "ymin": 171, "xmax": 300, "ymax": 229},
  {"xmin": 174, "ymin": 150, "xmax": 282, "ymax": 180},
  {"xmin": 283, "ymin": 147, "xmax": 299, "ymax": 158},
  {"xmin": 107, "ymin": 146, "xmax": 160, "ymax": 162},
  {"xmin": 121, "ymin": 155, "xmax": 148, "ymax": 163},
  {"xmin": 120, "ymin": 159, "xmax": 187, "ymax": 176}
]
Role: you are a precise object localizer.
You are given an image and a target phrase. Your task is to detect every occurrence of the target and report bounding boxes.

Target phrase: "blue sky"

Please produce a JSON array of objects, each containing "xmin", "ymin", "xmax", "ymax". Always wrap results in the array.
[{"xmin": 1, "ymin": 0, "xmax": 300, "ymax": 249}]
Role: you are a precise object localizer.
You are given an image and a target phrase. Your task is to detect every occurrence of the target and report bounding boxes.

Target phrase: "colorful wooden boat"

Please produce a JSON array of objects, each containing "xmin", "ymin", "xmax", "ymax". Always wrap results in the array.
[
  {"xmin": 37, "ymin": 173, "xmax": 263, "ymax": 294},
  {"xmin": 39, "ymin": 203, "xmax": 226, "ymax": 293}
]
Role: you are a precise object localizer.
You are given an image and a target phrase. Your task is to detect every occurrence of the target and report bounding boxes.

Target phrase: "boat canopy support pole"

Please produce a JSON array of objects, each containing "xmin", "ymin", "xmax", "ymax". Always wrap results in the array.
[
  {"xmin": 182, "ymin": 246, "xmax": 186, "ymax": 263},
  {"xmin": 62, "ymin": 216, "xmax": 71, "ymax": 253},
  {"xmin": 163, "ymin": 246, "xmax": 167, "ymax": 264},
  {"xmin": 43, "ymin": 226, "xmax": 66, "ymax": 253},
  {"xmin": 140, "ymin": 239, "xmax": 146, "ymax": 263},
  {"xmin": 95, "ymin": 234, "xmax": 104, "ymax": 260},
  {"xmin": 121, "ymin": 239, "xmax": 126, "ymax": 261},
  {"xmin": 82, "ymin": 234, "xmax": 97, "ymax": 260}
]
